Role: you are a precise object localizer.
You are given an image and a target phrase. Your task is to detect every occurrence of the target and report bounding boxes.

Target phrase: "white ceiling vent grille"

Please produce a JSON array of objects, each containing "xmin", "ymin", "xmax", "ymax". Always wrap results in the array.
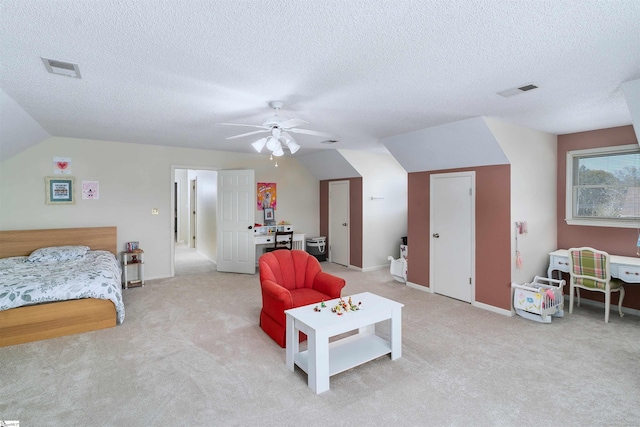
[
  {"xmin": 41, "ymin": 57, "xmax": 81, "ymax": 78},
  {"xmin": 497, "ymin": 84, "xmax": 538, "ymax": 98}
]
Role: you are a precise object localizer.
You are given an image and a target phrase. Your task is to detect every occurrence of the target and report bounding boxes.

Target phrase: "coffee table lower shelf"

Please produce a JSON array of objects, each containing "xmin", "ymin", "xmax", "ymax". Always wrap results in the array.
[{"xmin": 293, "ymin": 333, "xmax": 391, "ymax": 376}]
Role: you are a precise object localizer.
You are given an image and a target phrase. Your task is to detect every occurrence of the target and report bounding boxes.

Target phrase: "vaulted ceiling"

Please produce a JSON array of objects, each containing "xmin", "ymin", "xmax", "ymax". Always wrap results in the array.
[{"xmin": 1, "ymin": 0, "xmax": 639, "ymax": 162}]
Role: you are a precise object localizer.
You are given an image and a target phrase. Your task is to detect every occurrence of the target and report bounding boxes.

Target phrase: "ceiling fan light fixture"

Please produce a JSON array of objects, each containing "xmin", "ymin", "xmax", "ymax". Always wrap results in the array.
[
  {"xmin": 251, "ymin": 138, "xmax": 267, "ymax": 153},
  {"xmin": 265, "ymin": 136, "xmax": 280, "ymax": 151},
  {"xmin": 287, "ymin": 140, "xmax": 300, "ymax": 154},
  {"xmin": 272, "ymin": 146, "xmax": 285, "ymax": 157}
]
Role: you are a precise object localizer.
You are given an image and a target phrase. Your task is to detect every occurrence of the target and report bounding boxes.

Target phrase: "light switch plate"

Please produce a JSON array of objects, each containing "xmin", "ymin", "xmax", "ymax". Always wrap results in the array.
[{"xmin": 151, "ymin": 208, "xmax": 159, "ymax": 215}]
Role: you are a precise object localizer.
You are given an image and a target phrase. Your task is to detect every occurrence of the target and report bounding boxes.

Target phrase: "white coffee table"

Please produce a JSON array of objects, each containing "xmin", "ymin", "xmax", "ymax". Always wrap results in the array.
[{"xmin": 285, "ymin": 292, "xmax": 403, "ymax": 394}]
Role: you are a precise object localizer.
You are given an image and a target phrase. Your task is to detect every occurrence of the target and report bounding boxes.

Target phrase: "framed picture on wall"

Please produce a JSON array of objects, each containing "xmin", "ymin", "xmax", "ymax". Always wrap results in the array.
[
  {"xmin": 264, "ymin": 207, "xmax": 275, "ymax": 225},
  {"xmin": 257, "ymin": 182, "xmax": 276, "ymax": 210},
  {"xmin": 45, "ymin": 176, "xmax": 75, "ymax": 205}
]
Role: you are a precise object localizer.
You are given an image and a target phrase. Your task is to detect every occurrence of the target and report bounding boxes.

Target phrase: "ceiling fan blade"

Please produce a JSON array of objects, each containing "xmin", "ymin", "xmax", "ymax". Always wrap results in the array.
[
  {"xmin": 278, "ymin": 118, "xmax": 308, "ymax": 129},
  {"xmin": 219, "ymin": 122, "xmax": 270, "ymax": 130},
  {"xmin": 225, "ymin": 129, "xmax": 270, "ymax": 140},
  {"xmin": 288, "ymin": 128, "xmax": 333, "ymax": 138}
]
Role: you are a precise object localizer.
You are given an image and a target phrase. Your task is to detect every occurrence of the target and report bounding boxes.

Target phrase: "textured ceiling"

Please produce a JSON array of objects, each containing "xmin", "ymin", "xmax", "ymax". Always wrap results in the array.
[{"xmin": 1, "ymin": 0, "xmax": 639, "ymax": 160}]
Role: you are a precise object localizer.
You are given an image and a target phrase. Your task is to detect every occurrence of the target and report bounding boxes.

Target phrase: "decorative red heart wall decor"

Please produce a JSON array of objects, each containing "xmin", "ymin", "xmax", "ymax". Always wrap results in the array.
[{"xmin": 56, "ymin": 162, "xmax": 68, "ymax": 170}]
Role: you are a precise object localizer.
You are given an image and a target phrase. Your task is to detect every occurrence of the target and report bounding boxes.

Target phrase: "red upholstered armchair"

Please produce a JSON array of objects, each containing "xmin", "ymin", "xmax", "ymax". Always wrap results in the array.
[{"xmin": 259, "ymin": 250, "xmax": 346, "ymax": 347}]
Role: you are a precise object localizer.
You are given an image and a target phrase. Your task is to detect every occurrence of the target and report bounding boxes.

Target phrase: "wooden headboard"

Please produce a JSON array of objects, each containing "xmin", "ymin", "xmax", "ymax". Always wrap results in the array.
[{"xmin": 0, "ymin": 227, "xmax": 117, "ymax": 258}]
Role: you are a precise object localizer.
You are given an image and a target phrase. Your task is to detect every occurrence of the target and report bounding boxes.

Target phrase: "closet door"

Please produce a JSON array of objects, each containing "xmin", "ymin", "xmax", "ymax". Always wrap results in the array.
[
  {"xmin": 329, "ymin": 180, "xmax": 350, "ymax": 266},
  {"xmin": 430, "ymin": 172, "xmax": 475, "ymax": 303}
]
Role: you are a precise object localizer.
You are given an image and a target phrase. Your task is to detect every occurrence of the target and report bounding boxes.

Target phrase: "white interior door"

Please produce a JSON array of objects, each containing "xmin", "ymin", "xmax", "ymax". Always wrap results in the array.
[
  {"xmin": 430, "ymin": 172, "xmax": 475, "ymax": 303},
  {"xmin": 216, "ymin": 169, "xmax": 255, "ymax": 274},
  {"xmin": 329, "ymin": 181, "xmax": 349, "ymax": 266},
  {"xmin": 190, "ymin": 178, "xmax": 197, "ymax": 248},
  {"xmin": 174, "ymin": 182, "xmax": 179, "ymax": 242}
]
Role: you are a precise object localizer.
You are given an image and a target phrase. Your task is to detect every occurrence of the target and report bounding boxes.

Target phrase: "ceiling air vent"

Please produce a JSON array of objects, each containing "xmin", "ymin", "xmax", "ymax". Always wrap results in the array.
[
  {"xmin": 497, "ymin": 83, "xmax": 538, "ymax": 98},
  {"xmin": 41, "ymin": 57, "xmax": 81, "ymax": 78}
]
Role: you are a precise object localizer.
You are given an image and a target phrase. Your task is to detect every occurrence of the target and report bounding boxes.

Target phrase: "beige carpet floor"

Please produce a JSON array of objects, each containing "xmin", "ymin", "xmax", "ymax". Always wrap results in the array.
[
  {"xmin": 1, "ymin": 255, "xmax": 639, "ymax": 426},
  {"xmin": 174, "ymin": 243, "xmax": 216, "ymax": 276}
]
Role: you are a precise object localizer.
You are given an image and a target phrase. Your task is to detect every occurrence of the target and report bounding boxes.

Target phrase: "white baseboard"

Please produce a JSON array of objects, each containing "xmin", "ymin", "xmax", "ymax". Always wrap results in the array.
[
  {"xmin": 406, "ymin": 281, "xmax": 429, "ymax": 292},
  {"xmin": 404, "ymin": 282, "xmax": 512, "ymax": 316},
  {"xmin": 361, "ymin": 264, "xmax": 388, "ymax": 272},
  {"xmin": 473, "ymin": 300, "xmax": 513, "ymax": 317}
]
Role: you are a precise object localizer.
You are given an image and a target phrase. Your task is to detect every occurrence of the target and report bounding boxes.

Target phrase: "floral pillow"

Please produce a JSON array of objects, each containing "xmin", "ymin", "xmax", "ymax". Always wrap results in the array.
[{"xmin": 27, "ymin": 245, "xmax": 90, "ymax": 263}]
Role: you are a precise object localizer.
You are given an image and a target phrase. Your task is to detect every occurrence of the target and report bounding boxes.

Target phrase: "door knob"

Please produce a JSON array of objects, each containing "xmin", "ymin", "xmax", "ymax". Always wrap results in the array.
[
  {"xmin": 248, "ymin": 225, "xmax": 253, "ymax": 230},
  {"xmin": 433, "ymin": 233, "xmax": 439, "ymax": 238},
  {"xmin": 342, "ymin": 223, "xmax": 348, "ymax": 226}
]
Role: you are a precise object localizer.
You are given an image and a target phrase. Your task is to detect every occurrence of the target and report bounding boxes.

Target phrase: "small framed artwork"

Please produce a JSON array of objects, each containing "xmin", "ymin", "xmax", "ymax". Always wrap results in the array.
[
  {"xmin": 126, "ymin": 241, "xmax": 140, "ymax": 252},
  {"xmin": 45, "ymin": 176, "xmax": 75, "ymax": 205},
  {"xmin": 264, "ymin": 207, "xmax": 275, "ymax": 225},
  {"xmin": 82, "ymin": 181, "xmax": 99, "ymax": 199}
]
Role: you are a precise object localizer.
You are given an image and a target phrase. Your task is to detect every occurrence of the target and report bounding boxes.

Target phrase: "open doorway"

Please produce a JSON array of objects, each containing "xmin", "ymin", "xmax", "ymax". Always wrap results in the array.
[{"xmin": 172, "ymin": 167, "xmax": 218, "ymax": 276}]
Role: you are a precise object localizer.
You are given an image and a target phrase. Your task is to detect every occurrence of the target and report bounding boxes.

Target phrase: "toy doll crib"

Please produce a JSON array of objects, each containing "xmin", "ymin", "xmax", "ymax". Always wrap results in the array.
[
  {"xmin": 388, "ymin": 244, "xmax": 408, "ymax": 283},
  {"xmin": 511, "ymin": 276, "xmax": 565, "ymax": 323}
]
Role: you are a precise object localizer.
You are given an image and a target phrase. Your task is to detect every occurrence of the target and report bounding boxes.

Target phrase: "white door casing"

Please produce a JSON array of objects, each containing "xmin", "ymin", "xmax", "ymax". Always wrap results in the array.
[
  {"xmin": 430, "ymin": 172, "xmax": 475, "ymax": 303},
  {"xmin": 329, "ymin": 180, "xmax": 350, "ymax": 266},
  {"xmin": 216, "ymin": 169, "xmax": 255, "ymax": 274}
]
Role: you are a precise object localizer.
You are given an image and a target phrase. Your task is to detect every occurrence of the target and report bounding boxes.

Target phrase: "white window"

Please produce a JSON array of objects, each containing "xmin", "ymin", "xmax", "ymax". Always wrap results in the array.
[{"xmin": 566, "ymin": 144, "xmax": 640, "ymax": 228}]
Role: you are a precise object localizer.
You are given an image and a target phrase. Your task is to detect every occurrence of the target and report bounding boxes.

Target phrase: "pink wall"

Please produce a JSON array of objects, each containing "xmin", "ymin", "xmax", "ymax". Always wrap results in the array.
[
  {"xmin": 408, "ymin": 165, "xmax": 512, "ymax": 310},
  {"xmin": 557, "ymin": 125, "xmax": 639, "ymax": 310}
]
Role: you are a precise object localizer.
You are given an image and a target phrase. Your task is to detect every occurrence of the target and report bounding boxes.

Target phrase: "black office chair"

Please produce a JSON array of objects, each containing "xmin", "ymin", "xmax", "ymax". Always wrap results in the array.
[{"xmin": 265, "ymin": 231, "xmax": 294, "ymax": 252}]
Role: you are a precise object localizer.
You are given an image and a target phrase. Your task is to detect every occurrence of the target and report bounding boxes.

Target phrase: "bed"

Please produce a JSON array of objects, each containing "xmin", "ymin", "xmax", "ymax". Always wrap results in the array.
[{"xmin": 0, "ymin": 226, "xmax": 123, "ymax": 347}]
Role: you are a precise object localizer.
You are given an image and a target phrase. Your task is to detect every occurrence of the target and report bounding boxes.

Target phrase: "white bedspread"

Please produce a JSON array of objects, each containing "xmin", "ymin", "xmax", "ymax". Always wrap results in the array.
[{"xmin": 0, "ymin": 251, "xmax": 125, "ymax": 324}]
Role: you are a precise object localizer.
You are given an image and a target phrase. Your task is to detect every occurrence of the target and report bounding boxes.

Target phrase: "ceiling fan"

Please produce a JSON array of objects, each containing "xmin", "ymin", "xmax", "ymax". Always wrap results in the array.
[{"xmin": 220, "ymin": 101, "xmax": 332, "ymax": 156}]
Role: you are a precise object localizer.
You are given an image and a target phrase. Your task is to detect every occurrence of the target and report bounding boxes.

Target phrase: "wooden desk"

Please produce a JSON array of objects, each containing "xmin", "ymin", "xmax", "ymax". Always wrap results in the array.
[
  {"xmin": 548, "ymin": 249, "xmax": 640, "ymax": 283},
  {"xmin": 255, "ymin": 233, "xmax": 305, "ymax": 250}
]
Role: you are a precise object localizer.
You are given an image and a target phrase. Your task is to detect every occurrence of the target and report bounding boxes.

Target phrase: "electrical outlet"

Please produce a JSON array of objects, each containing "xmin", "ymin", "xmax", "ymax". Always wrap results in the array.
[{"xmin": 151, "ymin": 208, "xmax": 159, "ymax": 215}]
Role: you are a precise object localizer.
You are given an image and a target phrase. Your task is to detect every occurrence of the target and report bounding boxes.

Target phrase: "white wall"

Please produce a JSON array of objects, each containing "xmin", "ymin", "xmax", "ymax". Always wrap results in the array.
[
  {"xmin": 0, "ymin": 88, "xmax": 50, "ymax": 161},
  {"xmin": 382, "ymin": 117, "xmax": 509, "ymax": 172},
  {"xmin": 0, "ymin": 137, "xmax": 319, "ymax": 279},
  {"xmin": 339, "ymin": 150, "xmax": 408, "ymax": 270},
  {"xmin": 622, "ymin": 78, "xmax": 640, "ymax": 145},
  {"xmin": 485, "ymin": 118, "xmax": 557, "ymax": 284},
  {"xmin": 194, "ymin": 170, "xmax": 217, "ymax": 262},
  {"xmin": 252, "ymin": 159, "xmax": 315, "ymax": 228}
]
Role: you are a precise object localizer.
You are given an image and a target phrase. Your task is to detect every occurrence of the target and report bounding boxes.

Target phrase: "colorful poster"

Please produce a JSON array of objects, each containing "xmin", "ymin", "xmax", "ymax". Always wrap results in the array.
[
  {"xmin": 53, "ymin": 157, "xmax": 71, "ymax": 174},
  {"xmin": 257, "ymin": 182, "xmax": 276, "ymax": 210},
  {"xmin": 82, "ymin": 181, "xmax": 99, "ymax": 199}
]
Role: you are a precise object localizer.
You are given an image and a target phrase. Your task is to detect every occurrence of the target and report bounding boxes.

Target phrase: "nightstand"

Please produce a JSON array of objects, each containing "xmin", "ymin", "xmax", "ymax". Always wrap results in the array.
[{"xmin": 122, "ymin": 249, "xmax": 144, "ymax": 289}]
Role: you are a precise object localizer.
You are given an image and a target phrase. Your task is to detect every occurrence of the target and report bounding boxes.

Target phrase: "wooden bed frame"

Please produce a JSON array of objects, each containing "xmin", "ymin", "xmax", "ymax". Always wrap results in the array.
[{"xmin": 0, "ymin": 226, "xmax": 119, "ymax": 347}]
